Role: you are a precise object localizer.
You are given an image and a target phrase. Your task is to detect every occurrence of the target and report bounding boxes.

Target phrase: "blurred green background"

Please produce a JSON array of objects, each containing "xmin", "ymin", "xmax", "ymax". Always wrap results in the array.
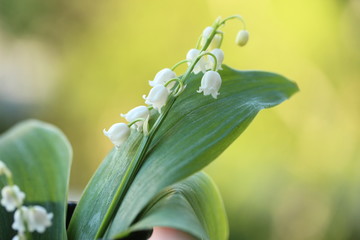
[{"xmin": 0, "ymin": 0, "xmax": 359, "ymax": 239}]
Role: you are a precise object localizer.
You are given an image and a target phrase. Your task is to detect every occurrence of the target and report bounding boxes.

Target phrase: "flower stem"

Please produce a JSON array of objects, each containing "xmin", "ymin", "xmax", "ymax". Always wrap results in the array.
[
  {"xmin": 220, "ymin": 15, "xmax": 246, "ymax": 29},
  {"xmin": 199, "ymin": 52, "xmax": 218, "ymax": 71},
  {"xmin": 171, "ymin": 59, "xmax": 189, "ymax": 71},
  {"xmin": 195, "ymin": 34, "xmax": 203, "ymax": 49},
  {"xmin": 127, "ymin": 118, "xmax": 145, "ymax": 128},
  {"xmin": 216, "ymin": 31, "xmax": 224, "ymax": 48},
  {"xmin": 164, "ymin": 78, "xmax": 180, "ymax": 88}
]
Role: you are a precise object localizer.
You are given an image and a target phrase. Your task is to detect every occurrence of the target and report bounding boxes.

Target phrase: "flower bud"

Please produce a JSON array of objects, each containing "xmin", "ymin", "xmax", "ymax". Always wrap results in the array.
[
  {"xmin": 12, "ymin": 206, "xmax": 28, "ymax": 232},
  {"xmin": 1, "ymin": 185, "xmax": 25, "ymax": 212},
  {"xmin": 121, "ymin": 106, "xmax": 150, "ymax": 129},
  {"xmin": 197, "ymin": 71, "xmax": 222, "ymax": 99},
  {"xmin": 103, "ymin": 123, "xmax": 131, "ymax": 147},
  {"xmin": 202, "ymin": 26, "xmax": 214, "ymax": 40},
  {"xmin": 186, "ymin": 49, "xmax": 209, "ymax": 74},
  {"xmin": 149, "ymin": 68, "xmax": 177, "ymax": 88},
  {"xmin": 208, "ymin": 48, "xmax": 224, "ymax": 70},
  {"xmin": 143, "ymin": 85, "xmax": 170, "ymax": 113},
  {"xmin": 235, "ymin": 30, "xmax": 249, "ymax": 47},
  {"xmin": 209, "ymin": 34, "xmax": 222, "ymax": 49},
  {"xmin": 0, "ymin": 160, "xmax": 11, "ymax": 177},
  {"xmin": 201, "ymin": 26, "xmax": 214, "ymax": 46},
  {"xmin": 202, "ymin": 27, "xmax": 223, "ymax": 50}
]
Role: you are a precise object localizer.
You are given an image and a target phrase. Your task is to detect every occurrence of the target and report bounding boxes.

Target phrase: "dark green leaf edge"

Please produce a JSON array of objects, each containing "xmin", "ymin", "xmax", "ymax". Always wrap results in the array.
[{"xmin": 0, "ymin": 119, "xmax": 72, "ymax": 240}]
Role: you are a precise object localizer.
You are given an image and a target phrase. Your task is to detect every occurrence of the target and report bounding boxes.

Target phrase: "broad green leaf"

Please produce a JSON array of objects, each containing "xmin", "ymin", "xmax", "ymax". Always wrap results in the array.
[
  {"xmin": 67, "ymin": 131, "xmax": 143, "ymax": 239},
  {"xmin": 0, "ymin": 120, "xmax": 72, "ymax": 240},
  {"xmin": 115, "ymin": 172, "xmax": 228, "ymax": 240},
  {"xmin": 68, "ymin": 65, "xmax": 298, "ymax": 239},
  {"xmin": 106, "ymin": 65, "xmax": 298, "ymax": 238}
]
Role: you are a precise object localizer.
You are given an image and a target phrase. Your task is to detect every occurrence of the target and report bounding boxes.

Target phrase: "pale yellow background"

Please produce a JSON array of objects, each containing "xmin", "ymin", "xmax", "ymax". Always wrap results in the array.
[{"xmin": 0, "ymin": 0, "xmax": 359, "ymax": 239}]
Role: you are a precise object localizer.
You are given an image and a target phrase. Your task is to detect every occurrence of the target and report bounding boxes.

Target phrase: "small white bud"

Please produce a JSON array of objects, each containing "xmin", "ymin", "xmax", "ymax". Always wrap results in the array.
[
  {"xmin": 208, "ymin": 48, "xmax": 224, "ymax": 71},
  {"xmin": 12, "ymin": 206, "xmax": 28, "ymax": 233},
  {"xmin": 1, "ymin": 185, "xmax": 25, "ymax": 212},
  {"xmin": 186, "ymin": 49, "xmax": 209, "ymax": 74},
  {"xmin": 0, "ymin": 160, "xmax": 11, "ymax": 177},
  {"xmin": 103, "ymin": 123, "xmax": 131, "ymax": 147},
  {"xmin": 120, "ymin": 106, "xmax": 150, "ymax": 129},
  {"xmin": 149, "ymin": 68, "xmax": 177, "ymax": 88},
  {"xmin": 197, "ymin": 71, "xmax": 222, "ymax": 99},
  {"xmin": 27, "ymin": 206, "xmax": 53, "ymax": 233},
  {"xmin": 201, "ymin": 27, "xmax": 223, "ymax": 50},
  {"xmin": 143, "ymin": 85, "xmax": 170, "ymax": 113},
  {"xmin": 12, "ymin": 206, "xmax": 53, "ymax": 234},
  {"xmin": 209, "ymin": 34, "xmax": 222, "ymax": 50},
  {"xmin": 202, "ymin": 26, "xmax": 214, "ymax": 40},
  {"xmin": 235, "ymin": 30, "xmax": 249, "ymax": 47}
]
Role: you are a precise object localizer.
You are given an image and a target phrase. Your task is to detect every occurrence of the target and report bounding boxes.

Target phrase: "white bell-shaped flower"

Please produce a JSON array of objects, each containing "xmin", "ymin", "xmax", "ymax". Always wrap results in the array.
[
  {"xmin": 1, "ymin": 185, "xmax": 25, "ymax": 212},
  {"xmin": 143, "ymin": 85, "xmax": 170, "ymax": 113},
  {"xmin": 201, "ymin": 26, "xmax": 223, "ymax": 50},
  {"xmin": 27, "ymin": 206, "xmax": 53, "ymax": 233},
  {"xmin": 202, "ymin": 26, "xmax": 214, "ymax": 40},
  {"xmin": 235, "ymin": 30, "xmax": 249, "ymax": 47},
  {"xmin": 209, "ymin": 34, "xmax": 222, "ymax": 49},
  {"xmin": 208, "ymin": 48, "xmax": 224, "ymax": 70},
  {"xmin": 149, "ymin": 68, "xmax": 176, "ymax": 88},
  {"xmin": 0, "ymin": 160, "xmax": 11, "ymax": 177},
  {"xmin": 201, "ymin": 26, "xmax": 214, "ymax": 46},
  {"xmin": 12, "ymin": 206, "xmax": 28, "ymax": 233},
  {"xmin": 197, "ymin": 70, "xmax": 222, "ymax": 99},
  {"xmin": 103, "ymin": 123, "xmax": 131, "ymax": 147},
  {"xmin": 186, "ymin": 49, "xmax": 209, "ymax": 74},
  {"xmin": 120, "ymin": 106, "xmax": 150, "ymax": 129}
]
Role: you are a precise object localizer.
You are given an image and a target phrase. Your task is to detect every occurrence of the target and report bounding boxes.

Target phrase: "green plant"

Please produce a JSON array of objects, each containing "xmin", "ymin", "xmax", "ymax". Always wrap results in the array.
[{"xmin": 0, "ymin": 15, "xmax": 298, "ymax": 240}]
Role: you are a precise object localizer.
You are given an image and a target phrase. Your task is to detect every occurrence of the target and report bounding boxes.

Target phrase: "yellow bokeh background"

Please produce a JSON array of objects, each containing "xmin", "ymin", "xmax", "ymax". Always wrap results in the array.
[{"xmin": 0, "ymin": 0, "xmax": 359, "ymax": 239}]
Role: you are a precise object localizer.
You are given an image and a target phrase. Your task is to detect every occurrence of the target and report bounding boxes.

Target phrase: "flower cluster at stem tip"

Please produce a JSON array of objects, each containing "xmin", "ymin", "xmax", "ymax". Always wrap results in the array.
[
  {"xmin": 104, "ymin": 15, "xmax": 249, "ymax": 147},
  {"xmin": 0, "ymin": 160, "xmax": 53, "ymax": 240}
]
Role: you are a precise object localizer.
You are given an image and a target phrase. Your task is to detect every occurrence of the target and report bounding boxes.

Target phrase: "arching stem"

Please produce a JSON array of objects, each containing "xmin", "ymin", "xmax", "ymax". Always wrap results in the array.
[
  {"xmin": 220, "ymin": 15, "xmax": 247, "ymax": 29},
  {"xmin": 127, "ymin": 118, "xmax": 146, "ymax": 128},
  {"xmin": 171, "ymin": 60, "xmax": 190, "ymax": 71}
]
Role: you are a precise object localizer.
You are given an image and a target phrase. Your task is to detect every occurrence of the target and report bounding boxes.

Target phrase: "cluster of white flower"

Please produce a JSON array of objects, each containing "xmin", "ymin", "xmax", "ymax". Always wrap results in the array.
[
  {"xmin": 103, "ymin": 15, "xmax": 249, "ymax": 147},
  {"xmin": 0, "ymin": 160, "xmax": 53, "ymax": 240}
]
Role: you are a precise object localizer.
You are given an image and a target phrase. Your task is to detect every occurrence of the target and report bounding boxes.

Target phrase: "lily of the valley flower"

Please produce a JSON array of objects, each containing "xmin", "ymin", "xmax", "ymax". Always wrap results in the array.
[
  {"xmin": 235, "ymin": 30, "xmax": 249, "ymax": 47},
  {"xmin": 209, "ymin": 34, "xmax": 222, "ymax": 49},
  {"xmin": 103, "ymin": 123, "xmax": 131, "ymax": 147},
  {"xmin": 27, "ymin": 206, "xmax": 53, "ymax": 233},
  {"xmin": 143, "ymin": 85, "xmax": 170, "ymax": 113},
  {"xmin": 200, "ymin": 26, "xmax": 214, "ymax": 46},
  {"xmin": 202, "ymin": 26, "xmax": 223, "ymax": 50},
  {"xmin": 12, "ymin": 206, "xmax": 53, "ymax": 234},
  {"xmin": 1, "ymin": 185, "xmax": 25, "ymax": 212},
  {"xmin": 121, "ymin": 106, "xmax": 150, "ymax": 129},
  {"xmin": 208, "ymin": 48, "xmax": 224, "ymax": 70},
  {"xmin": 202, "ymin": 26, "xmax": 214, "ymax": 40},
  {"xmin": 12, "ymin": 206, "xmax": 28, "ymax": 233},
  {"xmin": 149, "ymin": 68, "xmax": 177, "ymax": 88},
  {"xmin": 186, "ymin": 49, "xmax": 209, "ymax": 74},
  {"xmin": 197, "ymin": 70, "xmax": 222, "ymax": 99},
  {"xmin": 0, "ymin": 160, "xmax": 11, "ymax": 177}
]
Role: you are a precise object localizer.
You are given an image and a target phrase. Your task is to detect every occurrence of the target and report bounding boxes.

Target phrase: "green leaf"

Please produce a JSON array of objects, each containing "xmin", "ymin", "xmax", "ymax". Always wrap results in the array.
[
  {"xmin": 69, "ymin": 65, "xmax": 298, "ymax": 239},
  {"xmin": 0, "ymin": 120, "xmax": 72, "ymax": 240},
  {"xmin": 116, "ymin": 172, "xmax": 228, "ymax": 240},
  {"xmin": 106, "ymin": 65, "xmax": 298, "ymax": 238},
  {"xmin": 67, "ymin": 131, "xmax": 144, "ymax": 239}
]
